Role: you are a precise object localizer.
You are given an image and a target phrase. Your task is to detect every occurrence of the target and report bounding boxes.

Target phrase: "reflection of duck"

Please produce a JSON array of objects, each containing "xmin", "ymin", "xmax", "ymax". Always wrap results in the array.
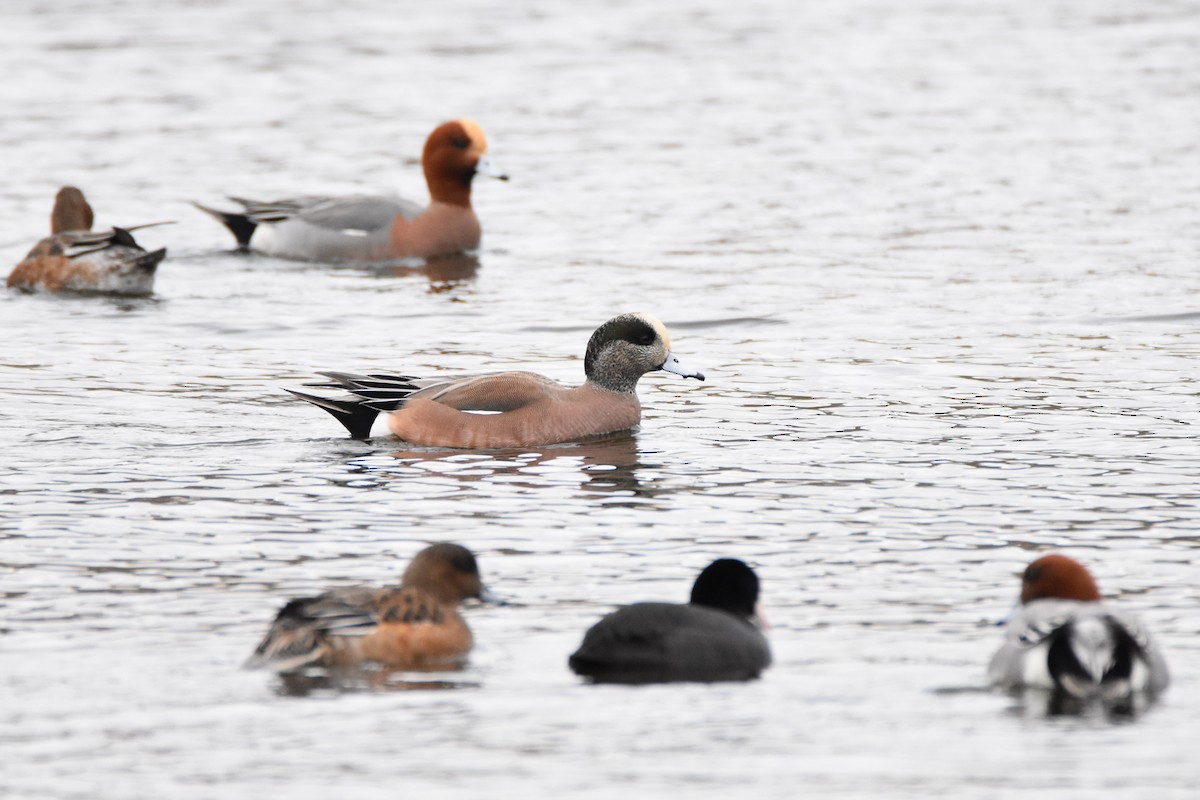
[
  {"xmin": 989, "ymin": 554, "xmax": 1169, "ymax": 713},
  {"xmin": 196, "ymin": 119, "xmax": 506, "ymax": 262},
  {"xmin": 570, "ymin": 559, "xmax": 771, "ymax": 684},
  {"xmin": 387, "ymin": 251, "xmax": 480, "ymax": 289},
  {"xmin": 380, "ymin": 432, "xmax": 659, "ymax": 499},
  {"xmin": 7, "ymin": 187, "xmax": 167, "ymax": 295},
  {"xmin": 274, "ymin": 671, "xmax": 475, "ymax": 698},
  {"xmin": 289, "ymin": 312, "xmax": 705, "ymax": 447},
  {"xmin": 246, "ymin": 543, "xmax": 490, "ymax": 672}
]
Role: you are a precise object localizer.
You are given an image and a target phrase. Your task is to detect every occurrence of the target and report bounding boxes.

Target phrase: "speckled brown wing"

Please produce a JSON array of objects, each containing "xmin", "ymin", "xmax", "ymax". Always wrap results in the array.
[
  {"xmin": 355, "ymin": 587, "xmax": 473, "ymax": 668},
  {"xmin": 244, "ymin": 587, "xmax": 380, "ymax": 671}
]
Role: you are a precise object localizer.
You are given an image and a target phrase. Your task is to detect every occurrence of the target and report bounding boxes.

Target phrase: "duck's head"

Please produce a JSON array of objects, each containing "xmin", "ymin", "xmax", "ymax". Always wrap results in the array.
[
  {"xmin": 1019, "ymin": 554, "xmax": 1102, "ymax": 604},
  {"xmin": 584, "ymin": 312, "xmax": 705, "ymax": 393},
  {"xmin": 51, "ymin": 186, "xmax": 93, "ymax": 234},
  {"xmin": 402, "ymin": 542, "xmax": 486, "ymax": 604},
  {"xmin": 423, "ymin": 118, "xmax": 508, "ymax": 206}
]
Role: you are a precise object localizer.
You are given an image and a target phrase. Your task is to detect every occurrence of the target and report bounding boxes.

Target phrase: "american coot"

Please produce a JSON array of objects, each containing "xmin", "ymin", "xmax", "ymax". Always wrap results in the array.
[
  {"xmin": 988, "ymin": 554, "xmax": 1169, "ymax": 709},
  {"xmin": 245, "ymin": 543, "xmax": 489, "ymax": 672},
  {"xmin": 569, "ymin": 559, "xmax": 771, "ymax": 684}
]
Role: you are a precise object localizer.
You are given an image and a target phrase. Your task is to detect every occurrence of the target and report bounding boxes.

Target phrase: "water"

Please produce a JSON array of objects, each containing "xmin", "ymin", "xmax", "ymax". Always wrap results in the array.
[{"xmin": 2, "ymin": 0, "xmax": 1199, "ymax": 797}]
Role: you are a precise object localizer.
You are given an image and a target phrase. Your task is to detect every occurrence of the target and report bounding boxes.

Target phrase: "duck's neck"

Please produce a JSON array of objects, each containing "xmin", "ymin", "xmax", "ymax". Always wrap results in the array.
[
  {"xmin": 426, "ymin": 169, "xmax": 474, "ymax": 208},
  {"xmin": 584, "ymin": 373, "xmax": 641, "ymax": 395}
]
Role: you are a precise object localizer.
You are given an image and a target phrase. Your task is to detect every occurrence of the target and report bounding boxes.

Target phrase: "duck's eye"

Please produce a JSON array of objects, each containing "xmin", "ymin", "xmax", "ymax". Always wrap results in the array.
[
  {"xmin": 451, "ymin": 136, "xmax": 470, "ymax": 150},
  {"xmin": 633, "ymin": 332, "xmax": 656, "ymax": 346}
]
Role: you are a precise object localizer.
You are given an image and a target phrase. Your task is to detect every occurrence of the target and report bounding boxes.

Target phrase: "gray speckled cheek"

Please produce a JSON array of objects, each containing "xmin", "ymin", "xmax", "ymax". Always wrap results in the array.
[{"xmin": 587, "ymin": 343, "xmax": 652, "ymax": 394}]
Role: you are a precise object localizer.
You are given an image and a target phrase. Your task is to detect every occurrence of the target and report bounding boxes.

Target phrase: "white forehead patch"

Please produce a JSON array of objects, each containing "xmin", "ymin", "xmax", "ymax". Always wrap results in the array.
[{"xmin": 457, "ymin": 118, "xmax": 487, "ymax": 150}]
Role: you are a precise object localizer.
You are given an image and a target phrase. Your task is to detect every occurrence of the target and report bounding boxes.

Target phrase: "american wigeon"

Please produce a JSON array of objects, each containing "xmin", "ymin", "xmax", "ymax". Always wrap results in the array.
[
  {"xmin": 195, "ymin": 119, "xmax": 507, "ymax": 262},
  {"xmin": 288, "ymin": 312, "xmax": 706, "ymax": 447},
  {"xmin": 568, "ymin": 559, "xmax": 771, "ymax": 684},
  {"xmin": 988, "ymin": 554, "xmax": 1169, "ymax": 707},
  {"xmin": 245, "ymin": 543, "xmax": 488, "ymax": 672},
  {"xmin": 6, "ymin": 186, "xmax": 167, "ymax": 295}
]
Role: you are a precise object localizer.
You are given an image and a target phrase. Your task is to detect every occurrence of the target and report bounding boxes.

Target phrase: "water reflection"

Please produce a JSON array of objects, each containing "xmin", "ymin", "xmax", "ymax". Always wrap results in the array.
[
  {"xmin": 377, "ymin": 251, "xmax": 480, "ymax": 290},
  {"xmin": 273, "ymin": 665, "xmax": 478, "ymax": 697},
  {"xmin": 324, "ymin": 432, "xmax": 666, "ymax": 502},
  {"xmin": 1002, "ymin": 687, "xmax": 1160, "ymax": 721},
  {"xmin": 382, "ymin": 433, "xmax": 666, "ymax": 502}
]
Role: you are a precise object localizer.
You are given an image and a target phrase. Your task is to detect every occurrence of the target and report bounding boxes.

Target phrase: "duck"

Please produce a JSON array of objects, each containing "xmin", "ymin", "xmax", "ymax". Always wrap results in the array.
[
  {"xmin": 288, "ymin": 311, "xmax": 706, "ymax": 448},
  {"xmin": 195, "ymin": 118, "xmax": 507, "ymax": 262},
  {"xmin": 988, "ymin": 554, "xmax": 1169, "ymax": 707},
  {"xmin": 6, "ymin": 186, "xmax": 167, "ymax": 295},
  {"xmin": 568, "ymin": 559, "xmax": 771, "ymax": 684},
  {"xmin": 245, "ymin": 543, "xmax": 489, "ymax": 672}
]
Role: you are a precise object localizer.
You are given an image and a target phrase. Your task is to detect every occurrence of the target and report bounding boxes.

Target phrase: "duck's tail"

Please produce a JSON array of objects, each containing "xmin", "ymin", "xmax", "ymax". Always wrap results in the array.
[
  {"xmin": 129, "ymin": 246, "xmax": 168, "ymax": 273},
  {"xmin": 192, "ymin": 200, "xmax": 256, "ymax": 249},
  {"xmin": 1047, "ymin": 615, "xmax": 1137, "ymax": 701},
  {"xmin": 288, "ymin": 372, "xmax": 423, "ymax": 439}
]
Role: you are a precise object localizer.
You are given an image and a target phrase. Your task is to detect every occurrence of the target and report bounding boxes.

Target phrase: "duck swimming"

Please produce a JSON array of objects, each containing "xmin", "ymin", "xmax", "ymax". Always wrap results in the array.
[
  {"xmin": 988, "ymin": 554, "xmax": 1169, "ymax": 710},
  {"xmin": 288, "ymin": 312, "xmax": 705, "ymax": 448},
  {"xmin": 245, "ymin": 543, "xmax": 489, "ymax": 672},
  {"xmin": 7, "ymin": 186, "xmax": 167, "ymax": 295},
  {"xmin": 196, "ymin": 118, "xmax": 506, "ymax": 262}
]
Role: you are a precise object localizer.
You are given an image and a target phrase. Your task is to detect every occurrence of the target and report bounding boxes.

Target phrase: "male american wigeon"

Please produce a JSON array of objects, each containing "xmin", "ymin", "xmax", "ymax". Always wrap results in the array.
[
  {"xmin": 245, "ymin": 543, "xmax": 489, "ymax": 672},
  {"xmin": 289, "ymin": 311, "xmax": 706, "ymax": 447},
  {"xmin": 195, "ymin": 118, "xmax": 507, "ymax": 262},
  {"xmin": 6, "ymin": 186, "xmax": 167, "ymax": 295},
  {"xmin": 988, "ymin": 554, "xmax": 1169, "ymax": 708},
  {"xmin": 569, "ymin": 559, "xmax": 771, "ymax": 684}
]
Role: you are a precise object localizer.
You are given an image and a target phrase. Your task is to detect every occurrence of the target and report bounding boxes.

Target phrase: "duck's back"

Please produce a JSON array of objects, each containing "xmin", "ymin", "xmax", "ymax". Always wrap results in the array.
[
  {"xmin": 989, "ymin": 600, "xmax": 1169, "ymax": 699},
  {"xmin": 252, "ymin": 195, "xmax": 418, "ymax": 261},
  {"xmin": 8, "ymin": 229, "xmax": 164, "ymax": 295},
  {"xmin": 569, "ymin": 602, "xmax": 770, "ymax": 684}
]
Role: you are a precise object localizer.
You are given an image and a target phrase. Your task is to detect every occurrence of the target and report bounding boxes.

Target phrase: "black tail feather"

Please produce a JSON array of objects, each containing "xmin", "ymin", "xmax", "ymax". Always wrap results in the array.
[
  {"xmin": 132, "ymin": 247, "xmax": 167, "ymax": 273},
  {"xmin": 193, "ymin": 201, "xmax": 257, "ymax": 248},
  {"xmin": 316, "ymin": 371, "xmax": 422, "ymax": 391},
  {"xmin": 286, "ymin": 389, "xmax": 380, "ymax": 439},
  {"xmin": 289, "ymin": 372, "xmax": 424, "ymax": 438}
]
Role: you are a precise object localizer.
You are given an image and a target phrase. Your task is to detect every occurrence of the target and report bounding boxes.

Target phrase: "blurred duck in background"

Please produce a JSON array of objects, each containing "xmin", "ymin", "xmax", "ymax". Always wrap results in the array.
[
  {"xmin": 196, "ymin": 118, "xmax": 507, "ymax": 262},
  {"xmin": 7, "ymin": 186, "xmax": 167, "ymax": 295}
]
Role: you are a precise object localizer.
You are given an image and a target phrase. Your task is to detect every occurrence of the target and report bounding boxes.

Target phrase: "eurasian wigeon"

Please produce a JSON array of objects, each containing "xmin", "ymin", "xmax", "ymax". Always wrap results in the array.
[
  {"xmin": 988, "ymin": 554, "xmax": 1169, "ymax": 707},
  {"xmin": 569, "ymin": 559, "xmax": 771, "ymax": 684},
  {"xmin": 6, "ymin": 186, "xmax": 167, "ymax": 295},
  {"xmin": 288, "ymin": 311, "xmax": 706, "ymax": 447},
  {"xmin": 245, "ymin": 543, "xmax": 489, "ymax": 672},
  {"xmin": 195, "ymin": 119, "xmax": 507, "ymax": 262}
]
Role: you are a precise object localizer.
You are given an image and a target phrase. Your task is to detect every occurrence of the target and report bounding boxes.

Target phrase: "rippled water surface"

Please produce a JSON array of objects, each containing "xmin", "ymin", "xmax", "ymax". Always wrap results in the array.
[{"xmin": 2, "ymin": 1, "xmax": 1199, "ymax": 797}]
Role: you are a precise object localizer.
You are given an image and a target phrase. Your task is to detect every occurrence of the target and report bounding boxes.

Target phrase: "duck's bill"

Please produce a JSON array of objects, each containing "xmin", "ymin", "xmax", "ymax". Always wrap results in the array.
[
  {"xmin": 753, "ymin": 602, "xmax": 770, "ymax": 629},
  {"xmin": 660, "ymin": 352, "xmax": 705, "ymax": 381},
  {"xmin": 476, "ymin": 154, "xmax": 509, "ymax": 181},
  {"xmin": 478, "ymin": 586, "xmax": 510, "ymax": 606}
]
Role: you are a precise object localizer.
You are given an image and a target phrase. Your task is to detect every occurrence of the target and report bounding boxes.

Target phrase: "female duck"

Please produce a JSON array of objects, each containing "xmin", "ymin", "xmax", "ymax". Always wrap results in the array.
[
  {"xmin": 246, "ymin": 543, "xmax": 489, "ymax": 672},
  {"xmin": 288, "ymin": 311, "xmax": 705, "ymax": 447},
  {"xmin": 196, "ymin": 118, "xmax": 506, "ymax": 261},
  {"xmin": 7, "ymin": 186, "xmax": 167, "ymax": 295},
  {"xmin": 569, "ymin": 559, "xmax": 771, "ymax": 684},
  {"xmin": 989, "ymin": 554, "xmax": 1169, "ymax": 706}
]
